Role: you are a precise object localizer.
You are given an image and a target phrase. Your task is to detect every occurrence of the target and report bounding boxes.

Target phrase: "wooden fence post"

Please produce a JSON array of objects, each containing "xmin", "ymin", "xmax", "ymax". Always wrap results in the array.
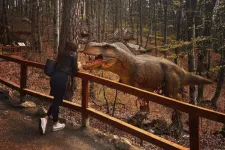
[
  {"xmin": 82, "ymin": 79, "xmax": 89, "ymax": 127},
  {"xmin": 20, "ymin": 64, "xmax": 27, "ymax": 103},
  {"xmin": 189, "ymin": 113, "xmax": 200, "ymax": 150}
]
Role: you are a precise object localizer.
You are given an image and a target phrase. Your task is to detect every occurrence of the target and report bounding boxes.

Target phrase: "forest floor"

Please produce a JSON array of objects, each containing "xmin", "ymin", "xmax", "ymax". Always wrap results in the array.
[{"xmin": 0, "ymin": 43, "xmax": 225, "ymax": 149}]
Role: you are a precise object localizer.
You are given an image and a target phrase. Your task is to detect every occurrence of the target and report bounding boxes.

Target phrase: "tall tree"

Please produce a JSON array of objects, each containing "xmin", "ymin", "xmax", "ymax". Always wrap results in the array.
[
  {"xmin": 139, "ymin": 0, "xmax": 143, "ymax": 46},
  {"xmin": 86, "ymin": 0, "xmax": 92, "ymax": 41},
  {"xmin": 163, "ymin": 0, "xmax": 168, "ymax": 45},
  {"xmin": 154, "ymin": 0, "xmax": 158, "ymax": 56},
  {"xmin": 197, "ymin": 0, "xmax": 217, "ymax": 102},
  {"xmin": 211, "ymin": 0, "xmax": 225, "ymax": 108},
  {"xmin": 186, "ymin": 0, "xmax": 197, "ymax": 104},
  {"xmin": 174, "ymin": 0, "xmax": 183, "ymax": 65},
  {"xmin": 58, "ymin": 0, "xmax": 76, "ymax": 55},
  {"xmin": 53, "ymin": 0, "xmax": 59, "ymax": 54}
]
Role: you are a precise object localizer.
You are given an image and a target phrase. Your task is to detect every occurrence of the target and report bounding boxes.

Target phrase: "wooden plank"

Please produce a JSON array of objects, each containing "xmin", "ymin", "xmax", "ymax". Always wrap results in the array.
[
  {"xmin": 23, "ymin": 88, "xmax": 82, "ymax": 112},
  {"xmin": 77, "ymin": 72, "xmax": 225, "ymax": 124},
  {"xmin": 189, "ymin": 114, "xmax": 200, "ymax": 150},
  {"xmin": 20, "ymin": 64, "xmax": 27, "ymax": 102},
  {"xmin": 82, "ymin": 79, "xmax": 89, "ymax": 126},
  {"xmin": 87, "ymin": 108, "xmax": 187, "ymax": 150},
  {"xmin": 0, "ymin": 54, "xmax": 44, "ymax": 69},
  {"xmin": 2, "ymin": 52, "xmax": 27, "ymax": 56},
  {"xmin": 0, "ymin": 46, "xmax": 24, "ymax": 49},
  {"xmin": 0, "ymin": 77, "xmax": 20, "ymax": 90}
]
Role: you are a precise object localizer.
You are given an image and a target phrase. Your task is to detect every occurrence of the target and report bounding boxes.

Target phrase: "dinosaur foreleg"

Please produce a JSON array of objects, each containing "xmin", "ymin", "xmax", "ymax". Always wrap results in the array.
[{"xmin": 137, "ymin": 98, "xmax": 149, "ymax": 112}]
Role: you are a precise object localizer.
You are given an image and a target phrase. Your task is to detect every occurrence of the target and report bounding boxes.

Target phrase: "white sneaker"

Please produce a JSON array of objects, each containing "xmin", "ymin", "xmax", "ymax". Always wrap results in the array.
[
  {"xmin": 39, "ymin": 118, "xmax": 47, "ymax": 135},
  {"xmin": 53, "ymin": 122, "xmax": 65, "ymax": 131}
]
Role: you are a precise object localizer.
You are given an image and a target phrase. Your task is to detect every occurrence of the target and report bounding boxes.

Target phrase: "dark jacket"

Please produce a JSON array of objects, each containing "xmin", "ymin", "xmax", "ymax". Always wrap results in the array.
[
  {"xmin": 56, "ymin": 52, "xmax": 78, "ymax": 76},
  {"xmin": 50, "ymin": 51, "xmax": 78, "ymax": 101}
]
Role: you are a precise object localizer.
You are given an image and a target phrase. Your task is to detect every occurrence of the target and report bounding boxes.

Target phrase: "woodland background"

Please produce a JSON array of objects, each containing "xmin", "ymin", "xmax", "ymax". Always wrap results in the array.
[{"xmin": 0, "ymin": 0, "xmax": 225, "ymax": 149}]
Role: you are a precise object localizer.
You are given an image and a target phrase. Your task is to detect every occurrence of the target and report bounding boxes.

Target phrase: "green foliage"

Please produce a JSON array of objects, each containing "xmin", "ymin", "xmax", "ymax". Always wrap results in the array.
[
  {"xmin": 173, "ymin": 0, "xmax": 182, "ymax": 8},
  {"xmin": 158, "ymin": 40, "xmax": 190, "ymax": 52},
  {"xmin": 143, "ymin": 27, "xmax": 149, "ymax": 33},
  {"xmin": 168, "ymin": 25, "xmax": 174, "ymax": 28},
  {"xmin": 167, "ymin": 34, "xmax": 176, "ymax": 41},
  {"xmin": 83, "ymin": 14, "xmax": 86, "ymax": 21}
]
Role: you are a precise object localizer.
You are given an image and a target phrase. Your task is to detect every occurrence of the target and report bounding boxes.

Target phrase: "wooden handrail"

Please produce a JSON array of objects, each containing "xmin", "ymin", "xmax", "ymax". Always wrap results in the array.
[
  {"xmin": 1, "ymin": 54, "xmax": 224, "ymax": 123},
  {"xmin": 77, "ymin": 72, "xmax": 225, "ymax": 123},
  {"xmin": 0, "ymin": 77, "xmax": 20, "ymax": 90},
  {"xmin": 0, "ymin": 54, "xmax": 44, "ymax": 69},
  {"xmin": 1, "ymin": 54, "xmax": 225, "ymax": 150}
]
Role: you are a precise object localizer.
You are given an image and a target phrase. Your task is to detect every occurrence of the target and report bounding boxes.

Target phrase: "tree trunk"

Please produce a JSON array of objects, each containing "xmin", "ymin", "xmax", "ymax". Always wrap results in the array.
[
  {"xmin": 31, "ymin": 0, "xmax": 37, "ymax": 51},
  {"xmin": 86, "ymin": 0, "xmax": 95, "ymax": 99},
  {"xmin": 36, "ymin": 0, "xmax": 42, "ymax": 54},
  {"xmin": 174, "ymin": 7, "xmax": 182, "ymax": 65},
  {"xmin": 154, "ymin": 0, "xmax": 158, "ymax": 56},
  {"xmin": 0, "ymin": 0, "xmax": 10, "ymax": 45},
  {"xmin": 119, "ymin": 0, "xmax": 123, "ymax": 41},
  {"xmin": 139, "ymin": 0, "xmax": 143, "ymax": 46},
  {"xmin": 102, "ymin": 0, "xmax": 108, "ymax": 41},
  {"xmin": 186, "ymin": 0, "xmax": 197, "ymax": 105},
  {"xmin": 145, "ymin": 0, "xmax": 152, "ymax": 49},
  {"xmin": 163, "ymin": 0, "xmax": 168, "ymax": 58},
  {"xmin": 211, "ymin": 50, "xmax": 225, "ymax": 108},
  {"xmin": 129, "ymin": 0, "xmax": 134, "ymax": 38},
  {"xmin": 53, "ymin": 0, "xmax": 59, "ymax": 54},
  {"xmin": 58, "ymin": 0, "xmax": 76, "ymax": 55},
  {"xmin": 197, "ymin": 0, "xmax": 217, "ymax": 102},
  {"xmin": 163, "ymin": 0, "xmax": 168, "ymax": 45},
  {"xmin": 86, "ymin": 0, "xmax": 92, "ymax": 41},
  {"xmin": 211, "ymin": 67, "xmax": 225, "ymax": 108},
  {"xmin": 97, "ymin": 0, "xmax": 102, "ymax": 42}
]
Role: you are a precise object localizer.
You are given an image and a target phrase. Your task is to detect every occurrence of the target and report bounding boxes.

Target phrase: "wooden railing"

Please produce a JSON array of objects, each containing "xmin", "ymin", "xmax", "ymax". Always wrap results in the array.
[
  {"xmin": 0, "ymin": 46, "xmax": 28, "ymax": 55},
  {"xmin": 0, "ymin": 54, "xmax": 225, "ymax": 150}
]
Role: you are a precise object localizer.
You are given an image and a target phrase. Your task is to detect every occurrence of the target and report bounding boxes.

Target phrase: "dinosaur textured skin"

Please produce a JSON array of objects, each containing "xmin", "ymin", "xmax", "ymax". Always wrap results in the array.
[{"xmin": 82, "ymin": 42, "xmax": 213, "ymax": 101}]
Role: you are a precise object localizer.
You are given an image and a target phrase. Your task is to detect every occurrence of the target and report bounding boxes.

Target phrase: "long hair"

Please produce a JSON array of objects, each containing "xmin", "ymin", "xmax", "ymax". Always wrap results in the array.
[{"xmin": 58, "ymin": 41, "xmax": 78, "ymax": 61}]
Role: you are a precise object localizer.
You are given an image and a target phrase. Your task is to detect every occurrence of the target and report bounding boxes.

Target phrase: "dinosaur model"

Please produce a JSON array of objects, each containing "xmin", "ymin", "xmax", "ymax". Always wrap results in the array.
[
  {"xmin": 82, "ymin": 42, "xmax": 213, "ymax": 101},
  {"xmin": 82, "ymin": 42, "xmax": 214, "ymax": 134}
]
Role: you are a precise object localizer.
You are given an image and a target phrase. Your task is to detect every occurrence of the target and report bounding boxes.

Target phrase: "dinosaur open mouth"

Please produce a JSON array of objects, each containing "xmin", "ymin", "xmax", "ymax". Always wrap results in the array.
[{"xmin": 84, "ymin": 54, "xmax": 104, "ymax": 67}]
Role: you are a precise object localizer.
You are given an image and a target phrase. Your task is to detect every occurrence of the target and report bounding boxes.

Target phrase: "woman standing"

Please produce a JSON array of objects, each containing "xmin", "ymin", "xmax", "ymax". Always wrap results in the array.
[{"xmin": 39, "ymin": 41, "xmax": 81, "ymax": 135}]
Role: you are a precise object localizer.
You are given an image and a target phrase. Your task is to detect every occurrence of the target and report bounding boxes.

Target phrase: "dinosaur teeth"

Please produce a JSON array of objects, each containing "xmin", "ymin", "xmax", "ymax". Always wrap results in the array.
[{"xmin": 90, "ymin": 55, "xmax": 95, "ymax": 60}]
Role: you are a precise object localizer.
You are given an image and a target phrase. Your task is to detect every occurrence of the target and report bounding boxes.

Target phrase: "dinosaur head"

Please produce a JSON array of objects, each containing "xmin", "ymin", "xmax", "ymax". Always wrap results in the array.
[{"xmin": 82, "ymin": 42, "xmax": 119, "ymax": 70}]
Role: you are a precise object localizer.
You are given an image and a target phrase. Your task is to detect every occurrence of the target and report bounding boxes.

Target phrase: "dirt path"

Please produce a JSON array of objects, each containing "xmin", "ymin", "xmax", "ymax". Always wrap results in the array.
[{"xmin": 0, "ymin": 98, "xmax": 125, "ymax": 150}]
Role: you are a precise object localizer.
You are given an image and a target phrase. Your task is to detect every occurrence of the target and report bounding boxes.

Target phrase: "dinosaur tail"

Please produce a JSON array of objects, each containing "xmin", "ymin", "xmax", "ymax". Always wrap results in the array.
[{"xmin": 184, "ymin": 73, "xmax": 214, "ymax": 85}]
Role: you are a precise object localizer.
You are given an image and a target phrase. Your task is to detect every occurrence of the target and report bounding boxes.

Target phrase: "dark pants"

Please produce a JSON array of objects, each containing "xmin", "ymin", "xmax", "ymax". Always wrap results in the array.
[{"xmin": 47, "ymin": 71, "xmax": 68, "ymax": 122}]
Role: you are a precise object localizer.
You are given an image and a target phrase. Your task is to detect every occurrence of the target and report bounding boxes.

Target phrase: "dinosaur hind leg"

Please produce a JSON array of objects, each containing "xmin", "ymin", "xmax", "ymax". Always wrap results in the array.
[
  {"xmin": 127, "ymin": 98, "xmax": 149, "ymax": 127},
  {"xmin": 164, "ymin": 73, "xmax": 183, "ymax": 138},
  {"xmin": 169, "ymin": 94, "xmax": 183, "ymax": 138}
]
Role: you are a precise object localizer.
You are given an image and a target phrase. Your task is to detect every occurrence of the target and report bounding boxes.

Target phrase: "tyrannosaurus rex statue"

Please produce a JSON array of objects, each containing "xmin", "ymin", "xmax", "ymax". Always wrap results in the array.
[
  {"xmin": 82, "ymin": 42, "xmax": 213, "ymax": 101},
  {"xmin": 82, "ymin": 42, "xmax": 214, "ymax": 135}
]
